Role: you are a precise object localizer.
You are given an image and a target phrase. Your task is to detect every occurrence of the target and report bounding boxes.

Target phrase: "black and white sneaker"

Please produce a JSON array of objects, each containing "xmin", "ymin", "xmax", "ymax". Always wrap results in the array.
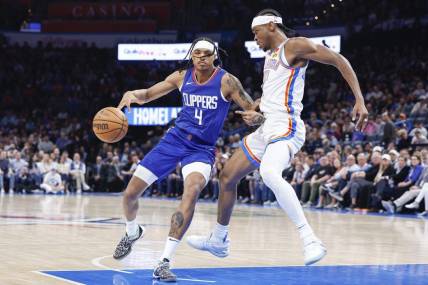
[
  {"xmin": 113, "ymin": 225, "xmax": 145, "ymax": 259},
  {"xmin": 153, "ymin": 259, "xmax": 177, "ymax": 282}
]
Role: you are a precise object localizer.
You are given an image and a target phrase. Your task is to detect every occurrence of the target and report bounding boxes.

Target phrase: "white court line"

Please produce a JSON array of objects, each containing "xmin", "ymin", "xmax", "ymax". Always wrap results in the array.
[
  {"xmin": 92, "ymin": 255, "xmax": 216, "ymax": 283},
  {"xmin": 31, "ymin": 271, "xmax": 85, "ymax": 285},
  {"xmin": 177, "ymin": 277, "xmax": 216, "ymax": 283},
  {"xmin": 91, "ymin": 255, "xmax": 133, "ymax": 274}
]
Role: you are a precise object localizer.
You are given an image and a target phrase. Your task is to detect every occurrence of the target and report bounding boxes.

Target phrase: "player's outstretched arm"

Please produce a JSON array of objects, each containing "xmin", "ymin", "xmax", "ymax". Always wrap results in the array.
[
  {"xmin": 221, "ymin": 73, "xmax": 264, "ymax": 126},
  {"xmin": 286, "ymin": 37, "xmax": 369, "ymax": 131},
  {"xmin": 118, "ymin": 70, "xmax": 184, "ymax": 111}
]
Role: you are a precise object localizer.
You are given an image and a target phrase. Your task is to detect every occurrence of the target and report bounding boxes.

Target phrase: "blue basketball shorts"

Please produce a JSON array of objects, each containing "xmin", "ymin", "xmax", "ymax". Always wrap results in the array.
[{"xmin": 134, "ymin": 127, "xmax": 215, "ymax": 185}]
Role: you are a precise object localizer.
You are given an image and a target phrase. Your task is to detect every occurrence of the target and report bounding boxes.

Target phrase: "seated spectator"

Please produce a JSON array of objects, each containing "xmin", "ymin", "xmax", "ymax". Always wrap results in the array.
[
  {"xmin": 299, "ymin": 155, "xmax": 319, "ymax": 204},
  {"xmin": 410, "ymin": 95, "xmax": 428, "ymax": 118},
  {"xmin": 210, "ymin": 161, "xmax": 222, "ymax": 201},
  {"xmin": 40, "ymin": 168, "xmax": 64, "ymax": 194},
  {"xmin": 9, "ymin": 152, "xmax": 29, "ymax": 193},
  {"xmin": 409, "ymin": 121, "xmax": 428, "ymax": 138},
  {"xmin": 392, "ymin": 156, "xmax": 411, "ymax": 185},
  {"xmin": 382, "ymin": 166, "xmax": 428, "ymax": 214},
  {"xmin": 328, "ymin": 153, "xmax": 370, "ymax": 203},
  {"xmin": 366, "ymin": 154, "xmax": 396, "ymax": 210},
  {"xmin": 51, "ymin": 148, "xmax": 61, "ymax": 163},
  {"xmin": 36, "ymin": 153, "xmax": 57, "ymax": 184},
  {"xmin": 411, "ymin": 130, "xmax": 428, "ymax": 145},
  {"xmin": 70, "ymin": 153, "xmax": 90, "ymax": 193},
  {"xmin": 248, "ymin": 169, "xmax": 269, "ymax": 205},
  {"xmin": 324, "ymin": 154, "xmax": 360, "ymax": 208},
  {"xmin": 15, "ymin": 167, "xmax": 35, "ymax": 193},
  {"xmin": 290, "ymin": 160, "xmax": 308, "ymax": 199},
  {"xmin": 388, "ymin": 149, "xmax": 400, "ymax": 169},
  {"xmin": 316, "ymin": 158, "xmax": 343, "ymax": 208},
  {"xmin": 337, "ymin": 152, "xmax": 383, "ymax": 209},
  {"xmin": 38, "ymin": 135, "xmax": 55, "ymax": 153},
  {"xmin": 57, "ymin": 153, "xmax": 71, "ymax": 192},
  {"xmin": 121, "ymin": 154, "xmax": 139, "ymax": 186},
  {"xmin": 404, "ymin": 185, "xmax": 428, "ymax": 217},
  {"xmin": 55, "ymin": 132, "xmax": 72, "ymax": 151},
  {"xmin": 167, "ymin": 165, "xmax": 183, "ymax": 198},
  {"xmin": 0, "ymin": 150, "xmax": 9, "ymax": 193},
  {"xmin": 89, "ymin": 156, "xmax": 105, "ymax": 192},
  {"xmin": 103, "ymin": 156, "xmax": 124, "ymax": 192},
  {"xmin": 388, "ymin": 155, "xmax": 424, "ymax": 200},
  {"xmin": 423, "ymin": 150, "xmax": 428, "ymax": 167},
  {"xmin": 371, "ymin": 156, "xmax": 410, "ymax": 207},
  {"xmin": 301, "ymin": 156, "xmax": 334, "ymax": 207},
  {"xmin": 396, "ymin": 129, "xmax": 411, "ymax": 151}
]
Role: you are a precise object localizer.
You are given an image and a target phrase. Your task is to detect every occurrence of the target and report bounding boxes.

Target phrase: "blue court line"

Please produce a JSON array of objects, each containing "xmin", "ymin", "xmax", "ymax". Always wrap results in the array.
[{"xmin": 42, "ymin": 264, "xmax": 428, "ymax": 285}]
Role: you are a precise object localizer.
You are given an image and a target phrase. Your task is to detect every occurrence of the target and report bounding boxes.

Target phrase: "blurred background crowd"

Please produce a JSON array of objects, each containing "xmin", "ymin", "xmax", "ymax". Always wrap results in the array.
[{"xmin": 0, "ymin": 0, "xmax": 427, "ymax": 217}]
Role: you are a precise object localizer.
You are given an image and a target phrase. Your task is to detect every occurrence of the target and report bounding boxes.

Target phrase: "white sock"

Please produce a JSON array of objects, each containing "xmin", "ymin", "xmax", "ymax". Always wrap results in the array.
[
  {"xmin": 297, "ymin": 224, "xmax": 316, "ymax": 246},
  {"xmin": 260, "ymin": 141, "xmax": 316, "ymax": 246},
  {"xmin": 160, "ymin": 237, "xmax": 180, "ymax": 262},
  {"xmin": 126, "ymin": 219, "xmax": 138, "ymax": 238},
  {"xmin": 212, "ymin": 222, "xmax": 229, "ymax": 242}
]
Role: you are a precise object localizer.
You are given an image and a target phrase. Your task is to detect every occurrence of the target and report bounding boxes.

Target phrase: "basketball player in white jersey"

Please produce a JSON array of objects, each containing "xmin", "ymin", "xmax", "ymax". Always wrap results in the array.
[{"xmin": 187, "ymin": 9, "xmax": 368, "ymax": 265}]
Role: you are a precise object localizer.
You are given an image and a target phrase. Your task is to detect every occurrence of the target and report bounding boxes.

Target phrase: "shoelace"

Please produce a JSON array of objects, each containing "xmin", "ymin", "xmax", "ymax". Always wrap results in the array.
[
  {"xmin": 116, "ymin": 236, "xmax": 131, "ymax": 251},
  {"xmin": 158, "ymin": 263, "xmax": 172, "ymax": 277}
]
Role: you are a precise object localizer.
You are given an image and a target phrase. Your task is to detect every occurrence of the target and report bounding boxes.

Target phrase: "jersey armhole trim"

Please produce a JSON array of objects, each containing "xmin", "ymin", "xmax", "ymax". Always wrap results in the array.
[
  {"xmin": 220, "ymin": 90, "xmax": 229, "ymax": 102},
  {"xmin": 178, "ymin": 69, "xmax": 190, "ymax": 92},
  {"xmin": 279, "ymin": 40, "xmax": 309, "ymax": 70},
  {"xmin": 219, "ymin": 71, "xmax": 230, "ymax": 102}
]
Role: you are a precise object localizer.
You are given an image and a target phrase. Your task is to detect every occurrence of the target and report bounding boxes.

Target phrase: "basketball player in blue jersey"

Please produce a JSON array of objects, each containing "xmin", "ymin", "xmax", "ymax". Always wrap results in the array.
[
  {"xmin": 187, "ymin": 9, "xmax": 369, "ymax": 266},
  {"xmin": 113, "ymin": 37, "xmax": 262, "ymax": 282}
]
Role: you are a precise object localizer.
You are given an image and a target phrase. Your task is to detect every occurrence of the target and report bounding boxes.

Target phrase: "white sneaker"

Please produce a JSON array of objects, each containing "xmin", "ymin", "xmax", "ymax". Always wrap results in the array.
[
  {"xmin": 325, "ymin": 203, "xmax": 336, "ymax": 209},
  {"xmin": 405, "ymin": 202, "xmax": 419, "ymax": 209},
  {"xmin": 186, "ymin": 234, "xmax": 230, "ymax": 258},
  {"xmin": 304, "ymin": 239, "xmax": 327, "ymax": 265},
  {"xmin": 381, "ymin": 200, "xmax": 396, "ymax": 214}
]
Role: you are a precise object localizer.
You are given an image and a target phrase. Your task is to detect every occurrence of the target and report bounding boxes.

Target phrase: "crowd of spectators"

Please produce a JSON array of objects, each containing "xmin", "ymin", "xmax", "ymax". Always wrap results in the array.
[{"xmin": 0, "ymin": 20, "xmax": 427, "ymax": 216}]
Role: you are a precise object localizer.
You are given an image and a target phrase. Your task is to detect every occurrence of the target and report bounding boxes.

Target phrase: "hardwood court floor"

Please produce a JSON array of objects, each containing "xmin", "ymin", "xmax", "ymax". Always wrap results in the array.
[{"xmin": 0, "ymin": 193, "xmax": 427, "ymax": 284}]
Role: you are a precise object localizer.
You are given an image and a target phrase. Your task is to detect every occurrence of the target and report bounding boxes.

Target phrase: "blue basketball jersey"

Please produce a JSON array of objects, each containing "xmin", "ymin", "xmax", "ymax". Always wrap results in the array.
[{"xmin": 175, "ymin": 67, "xmax": 230, "ymax": 146}]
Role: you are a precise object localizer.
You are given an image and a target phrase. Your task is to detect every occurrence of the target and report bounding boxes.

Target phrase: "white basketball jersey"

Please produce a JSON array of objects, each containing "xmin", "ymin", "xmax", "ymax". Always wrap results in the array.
[{"xmin": 259, "ymin": 40, "xmax": 307, "ymax": 118}]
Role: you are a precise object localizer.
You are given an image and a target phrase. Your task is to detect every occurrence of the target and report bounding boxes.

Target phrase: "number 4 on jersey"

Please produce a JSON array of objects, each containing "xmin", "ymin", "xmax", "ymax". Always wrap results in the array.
[{"xmin": 195, "ymin": 109, "xmax": 203, "ymax": 125}]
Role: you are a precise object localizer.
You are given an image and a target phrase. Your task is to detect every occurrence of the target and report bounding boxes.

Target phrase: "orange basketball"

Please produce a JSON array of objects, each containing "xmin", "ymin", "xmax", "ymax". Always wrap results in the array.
[{"xmin": 92, "ymin": 107, "xmax": 128, "ymax": 143}]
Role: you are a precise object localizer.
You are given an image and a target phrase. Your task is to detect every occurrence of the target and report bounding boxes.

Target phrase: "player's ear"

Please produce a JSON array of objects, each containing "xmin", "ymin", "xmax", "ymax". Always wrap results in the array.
[{"xmin": 268, "ymin": 22, "xmax": 276, "ymax": 32}]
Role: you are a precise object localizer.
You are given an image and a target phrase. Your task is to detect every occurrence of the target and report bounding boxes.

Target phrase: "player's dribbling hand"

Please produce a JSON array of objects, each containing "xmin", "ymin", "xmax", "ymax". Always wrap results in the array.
[
  {"xmin": 352, "ymin": 100, "xmax": 369, "ymax": 132},
  {"xmin": 118, "ymin": 90, "xmax": 146, "ymax": 112},
  {"xmin": 235, "ymin": 110, "xmax": 265, "ymax": 126},
  {"xmin": 118, "ymin": 91, "xmax": 136, "ymax": 112}
]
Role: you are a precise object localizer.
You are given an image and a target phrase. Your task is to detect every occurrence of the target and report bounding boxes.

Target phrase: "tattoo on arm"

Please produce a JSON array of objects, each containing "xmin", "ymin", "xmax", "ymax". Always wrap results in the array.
[
  {"xmin": 226, "ymin": 74, "xmax": 254, "ymax": 109},
  {"xmin": 252, "ymin": 113, "xmax": 265, "ymax": 125},
  {"xmin": 169, "ymin": 211, "xmax": 184, "ymax": 237}
]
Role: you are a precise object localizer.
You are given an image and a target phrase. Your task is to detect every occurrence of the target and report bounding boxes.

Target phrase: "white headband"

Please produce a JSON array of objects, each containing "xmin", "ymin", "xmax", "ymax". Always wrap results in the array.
[
  {"xmin": 193, "ymin": 40, "xmax": 215, "ymax": 52},
  {"xmin": 251, "ymin": 15, "xmax": 283, "ymax": 29}
]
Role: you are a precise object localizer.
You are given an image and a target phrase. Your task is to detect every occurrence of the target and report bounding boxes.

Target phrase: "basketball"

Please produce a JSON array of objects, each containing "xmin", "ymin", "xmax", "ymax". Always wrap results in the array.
[{"xmin": 92, "ymin": 107, "xmax": 128, "ymax": 143}]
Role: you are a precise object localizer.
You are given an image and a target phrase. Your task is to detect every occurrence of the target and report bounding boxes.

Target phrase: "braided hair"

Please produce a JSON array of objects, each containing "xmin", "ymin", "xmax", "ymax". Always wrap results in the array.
[
  {"xmin": 256, "ymin": 9, "xmax": 296, "ymax": 38},
  {"xmin": 179, "ymin": 37, "xmax": 228, "ymax": 71}
]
